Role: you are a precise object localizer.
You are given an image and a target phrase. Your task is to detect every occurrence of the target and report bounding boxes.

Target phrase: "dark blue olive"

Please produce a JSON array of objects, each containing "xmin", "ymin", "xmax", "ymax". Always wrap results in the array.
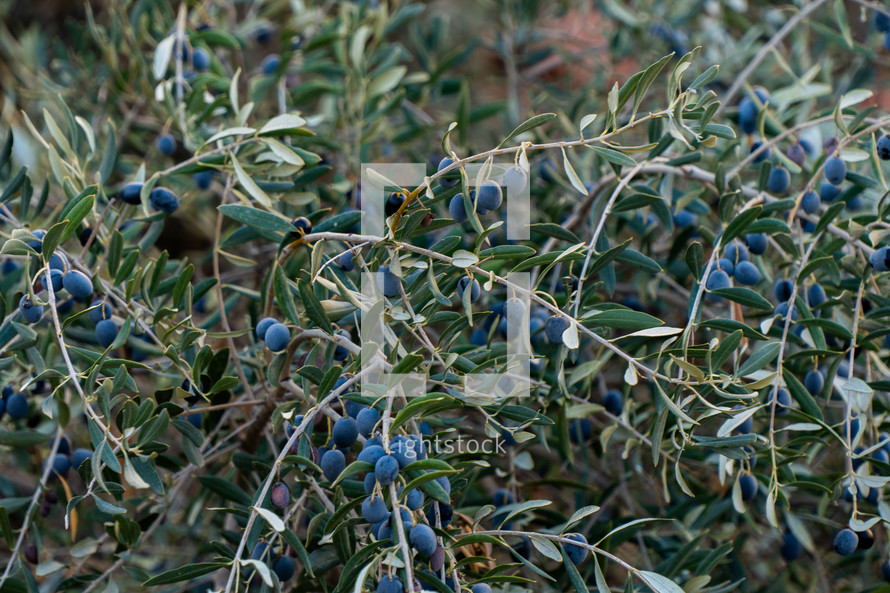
[
  {"xmin": 475, "ymin": 181, "xmax": 503, "ymax": 211},
  {"xmin": 569, "ymin": 419, "xmax": 592, "ymax": 443},
  {"xmin": 333, "ymin": 329, "xmax": 351, "ymax": 360},
  {"xmin": 331, "ymin": 417, "xmax": 358, "ymax": 449},
  {"xmin": 833, "ymin": 528, "xmax": 858, "ymax": 555},
  {"xmin": 503, "ymin": 166, "xmax": 527, "ymax": 194},
  {"xmin": 364, "ymin": 472, "xmax": 376, "ymax": 494},
  {"xmin": 772, "ymin": 388, "xmax": 792, "ymax": 415},
  {"xmin": 544, "ymin": 316, "xmax": 569, "ymax": 344},
  {"xmin": 88, "ymin": 298, "xmax": 112, "ymax": 324},
  {"xmin": 194, "ymin": 170, "xmax": 213, "ymax": 189},
  {"xmin": 745, "ymin": 232, "xmax": 768, "ymax": 255},
  {"xmin": 878, "ymin": 134, "xmax": 890, "ymax": 160},
  {"xmin": 19, "ymin": 295, "xmax": 44, "ymax": 323},
  {"xmin": 780, "ymin": 531, "xmax": 801, "ymax": 561},
  {"xmin": 187, "ymin": 409, "xmax": 203, "ymax": 429},
  {"xmin": 358, "ymin": 444, "xmax": 385, "ymax": 467},
  {"xmin": 774, "ymin": 279, "xmax": 793, "ymax": 302},
  {"xmin": 724, "ymin": 241, "xmax": 749, "ymax": 264},
  {"xmin": 6, "ymin": 393, "xmax": 27, "ymax": 419},
  {"xmin": 390, "ymin": 435, "xmax": 417, "ymax": 467},
  {"xmin": 356, "ymin": 408, "xmax": 380, "ymax": 438},
  {"xmin": 25, "ymin": 229, "xmax": 45, "ymax": 252},
  {"xmin": 250, "ymin": 542, "xmax": 270, "ymax": 561},
  {"xmin": 63, "ymin": 270, "xmax": 93, "ymax": 299},
  {"xmin": 457, "ymin": 277, "xmax": 481, "ymax": 303},
  {"xmin": 70, "ymin": 448, "xmax": 92, "ymax": 469},
  {"xmin": 49, "ymin": 454, "xmax": 70, "ymax": 478},
  {"xmin": 738, "ymin": 97, "xmax": 757, "ymax": 135},
  {"xmin": 824, "ymin": 157, "xmax": 846, "ymax": 186},
  {"xmin": 149, "ymin": 187, "xmax": 180, "ymax": 213},
  {"xmin": 48, "ymin": 252, "xmax": 68, "ymax": 273},
  {"xmin": 376, "ymin": 266, "xmax": 401, "ymax": 298},
  {"xmin": 291, "ymin": 217, "xmax": 311, "ymax": 234},
  {"xmin": 320, "ymin": 449, "xmax": 346, "ymax": 482},
  {"xmin": 270, "ymin": 481, "xmax": 290, "ymax": 509},
  {"xmin": 449, "ymin": 194, "xmax": 467, "ymax": 223},
  {"xmin": 493, "ymin": 488, "xmax": 514, "ymax": 507},
  {"xmin": 438, "ymin": 158, "xmax": 460, "ymax": 188},
  {"xmin": 733, "ymin": 261, "xmax": 761, "ymax": 286},
  {"xmin": 750, "ymin": 140, "xmax": 770, "ymax": 163},
  {"xmin": 264, "ymin": 323, "xmax": 290, "ymax": 352},
  {"xmin": 807, "ymin": 283, "xmax": 827, "ymax": 308},
  {"xmin": 261, "ymin": 54, "xmax": 280, "ymax": 74},
  {"xmin": 377, "ymin": 574, "xmax": 403, "ymax": 593},
  {"xmin": 95, "ymin": 319, "xmax": 119, "ymax": 348},
  {"xmin": 410, "ymin": 524, "xmax": 437, "ymax": 556},
  {"xmin": 49, "ymin": 269, "xmax": 64, "ymax": 293},
  {"xmin": 774, "ymin": 301, "xmax": 798, "ymax": 320},
  {"xmin": 192, "ymin": 47, "xmax": 211, "ymax": 71},
  {"xmin": 272, "ymin": 556, "xmax": 294, "ymax": 581},
  {"xmin": 505, "ymin": 297, "xmax": 526, "ymax": 326},
  {"xmin": 362, "ymin": 495, "xmax": 388, "ymax": 523},
  {"xmin": 786, "ymin": 142, "xmax": 805, "ymax": 166},
  {"xmin": 375, "ymin": 455, "xmax": 399, "ymax": 485},
  {"xmin": 405, "ymin": 487, "xmax": 424, "ymax": 510},
  {"xmin": 604, "ymin": 389, "xmax": 623, "ymax": 415},
  {"xmin": 337, "ymin": 250, "xmax": 355, "ymax": 271},
  {"xmin": 157, "ymin": 134, "xmax": 176, "ymax": 156},
  {"xmin": 1, "ymin": 260, "xmax": 20, "ymax": 276},
  {"xmin": 804, "ymin": 369, "xmax": 824, "ymax": 396},
  {"xmin": 539, "ymin": 158, "xmax": 557, "ymax": 182},
  {"xmin": 253, "ymin": 26, "xmax": 273, "ymax": 44},
  {"xmin": 767, "ymin": 166, "xmax": 790, "ymax": 194},
  {"xmin": 673, "ymin": 209, "xmax": 697, "ymax": 227},
  {"xmin": 733, "ymin": 405, "xmax": 753, "ymax": 434},
  {"xmin": 739, "ymin": 473, "xmax": 758, "ymax": 501},
  {"xmin": 256, "ymin": 317, "xmax": 278, "ymax": 340},
  {"xmin": 56, "ymin": 299, "xmax": 74, "ymax": 315},
  {"xmin": 52, "ymin": 434, "xmax": 71, "ymax": 456},
  {"xmin": 800, "ymin": 190, "xmax": 819, "ymax": 214},
  {"xmin": 564, "ymin": 533, "xmax": 588, "ymax": 564},
  {"xmin": 870, "ymin": 246, "xmax": 890, "ymax": 272},
  {"xmin": 716, "ymin": 258, "xmax": 734, "ymax": 276},
  {"xmin": 820, "ymin": 182, "xmax": 840, "ymax": 203}
]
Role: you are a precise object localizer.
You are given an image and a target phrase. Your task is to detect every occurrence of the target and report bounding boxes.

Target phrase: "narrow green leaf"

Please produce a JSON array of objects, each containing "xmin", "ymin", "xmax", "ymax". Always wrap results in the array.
[
  {"xmin": 783, "ymin": 368, "xmax": 824, "ymax": 421},
  {"xmin": 143, "ymin": 562, "xmax": 228, "ymax": 586},
  {"xmin": 62, "ymin": 195, "xmax": 95, "ymax": 243},
  {"xmin": 497, "ymin": 113, "xmax": 556, "ymax": 148},
  {"xmin": 709, "ymin": 287, "xmax": 772, "ymax": 310},
  {"xmin": 219, "ymin": 204, "xmax": 293, "ymax": 233},
  {"xmin": 274, "ymin": 266, "xmax": 301, "ymax": 326},
  {"xmin": 99, "ymin": 120, "xmax": 117, "ymax": 184},
  {"xmin": 591, "ymin": 146, "xmax": 636, "ymax": 167},
  {"xmin": 737, "ymin": 342, "xmax": 780, "ymax": 377},
  {"xmin": 232, "ymin": 155, "xmax": 272, "ymax": 208},
  {"xmin": 41, "ymin": 222, "xmax": 67, "ymax": 260},
  {"xmin": 721, "ymin": 206, "xmax": 762, "ymax": 245},
  {"xmin": 686, "ymin": 242, "xmax": 703, "ymax": 278},
  {"xmin": 298, "ymin": 278, "xmax": 332, "ymax": 333}
]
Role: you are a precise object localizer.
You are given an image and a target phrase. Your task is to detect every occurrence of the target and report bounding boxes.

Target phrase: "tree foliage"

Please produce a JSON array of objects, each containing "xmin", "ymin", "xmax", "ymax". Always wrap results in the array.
[{"xmin": 2, "ymin": 1, "xmax": 890, "ymax": 593}]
